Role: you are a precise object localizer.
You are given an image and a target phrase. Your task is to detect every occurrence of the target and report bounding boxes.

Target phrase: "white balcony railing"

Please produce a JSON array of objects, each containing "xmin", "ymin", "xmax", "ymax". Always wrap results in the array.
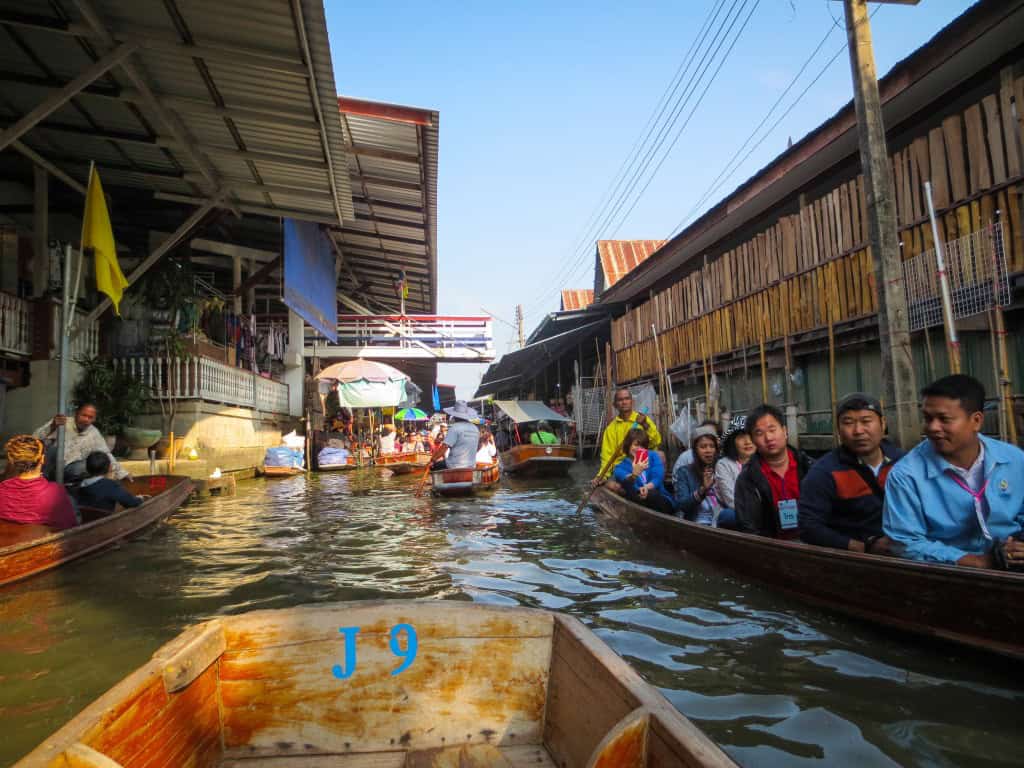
[
  {"xmin": 306, "ymin": 314, "xmax": 495, "ymax": 361},
  {"xmin": 113, "ymin": 356, "xmax": 290, "ymax": 414},
  {"xmin": 0, "ymin": 292, "xmax": 31, "ymax": 356}
]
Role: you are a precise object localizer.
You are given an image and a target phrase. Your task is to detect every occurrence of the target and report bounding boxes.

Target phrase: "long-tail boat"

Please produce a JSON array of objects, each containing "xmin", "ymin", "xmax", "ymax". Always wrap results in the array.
[
  {"xmin": 0, "ymin": 475, "xmax": 194, "ymax": 588},
  {"xmin": 13, "ymin": 600, "xmax": 735, "ymax": 768},
  {"xmin": 317, "ymin": 456, "xmax": 359, "ymax": 472},
  {"xmin": 430, "ymin": 462, "xmax": 500, "ymax": 496},
  {"xmin": 377, "ymin": 451, "xmax": 432, "ymax": 475},
  {"xmin": 263, "ymin": 465, "xmax": 304, "ymax": 478},
  {"xmin": 493, "ymin": 400, "xmax": 576, "ymax": 477},
  {"xmin": 590, "ymin": 485, "xmax": 1024, "ymax": 660}
]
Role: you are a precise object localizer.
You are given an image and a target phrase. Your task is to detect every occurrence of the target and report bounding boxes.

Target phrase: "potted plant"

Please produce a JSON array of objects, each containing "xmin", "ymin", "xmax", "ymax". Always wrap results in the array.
[{"xmin": 72, "ymin": 356, "xmax": 156, "ymax": 455}]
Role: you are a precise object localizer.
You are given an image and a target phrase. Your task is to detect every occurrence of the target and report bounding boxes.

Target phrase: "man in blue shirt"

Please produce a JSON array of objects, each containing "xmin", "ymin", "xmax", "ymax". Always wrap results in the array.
[{"xmin": 883, "ymin": 375, "xmax": 1024, "ymax": 569}]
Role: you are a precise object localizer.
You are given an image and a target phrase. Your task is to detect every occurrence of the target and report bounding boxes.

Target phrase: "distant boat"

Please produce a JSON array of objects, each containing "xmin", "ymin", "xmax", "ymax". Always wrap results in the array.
[
  {"xmin": 590, "ymin": 485, "xmax": 1024, "ymax": 661},
  {"xmin": 262, "ymin": 465, "xmax": 304, "ymax": 478},
  {"xmin": 493, "ymin": 400, "xmax": 577, "ymax": 477},
  {"xmin": 11, "ymin": 600, "xmax": 736, "ymax": 767},
  {"xmin": 430, "ymin": 463, "xmax": 500, "ymax": 496},
  {"xmin": 377, "ymin": 450, "xmax": 432, "ymax": 475},
  {"xmin": 317, "ymin": 456, "xmax": 359, "ymax": 472},
  {"xmin": 0, "ymin": 475, "xmax": 193, "ymax": 587}
]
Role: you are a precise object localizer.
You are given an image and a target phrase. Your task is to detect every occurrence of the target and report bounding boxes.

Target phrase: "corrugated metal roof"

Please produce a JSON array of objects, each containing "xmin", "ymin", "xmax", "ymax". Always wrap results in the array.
[
  {"xmin": 596, "ymin": 240, "xmax": 665, "ymax": 292},
  {"xmin": 334, "ymin": 96, "xmax": 439, "ymax": 315},
  {"xmin": 0, "ymin": 0, "xmax": 354, "ymax": 225},
  {"xmin": 560, "ymin": 289, "xmax": 594, "ymax": 311}
]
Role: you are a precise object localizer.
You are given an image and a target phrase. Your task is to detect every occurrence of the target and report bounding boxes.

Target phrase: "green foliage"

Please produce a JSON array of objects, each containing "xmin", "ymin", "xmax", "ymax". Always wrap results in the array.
[
  {"xmin": 72, "ymin": 356, "xmax": 151, "ymax": 436},
  {"xmin": 137, "ymin": 259, "xmax": 197, "ymax": 311}
]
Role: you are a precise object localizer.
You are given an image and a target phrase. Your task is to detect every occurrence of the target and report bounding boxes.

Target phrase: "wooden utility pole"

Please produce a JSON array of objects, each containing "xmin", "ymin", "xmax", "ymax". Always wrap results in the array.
[
  {"xmin": 841, "ymin": 0, "xmax": 919, "ymax": 448},
  {"xmin": 515, "ymin": 304, "xmax": 525, "ymax": 349}
]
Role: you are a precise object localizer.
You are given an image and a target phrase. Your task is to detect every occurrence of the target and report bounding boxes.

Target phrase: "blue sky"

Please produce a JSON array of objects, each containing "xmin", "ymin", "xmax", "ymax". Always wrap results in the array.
[{"xmin": 326, "ymin": 0, "xmax": 975, "ymax": 399}]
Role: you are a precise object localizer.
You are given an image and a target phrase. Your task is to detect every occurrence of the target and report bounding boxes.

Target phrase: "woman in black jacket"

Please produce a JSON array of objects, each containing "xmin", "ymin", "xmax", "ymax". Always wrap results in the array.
[{"xmin": 734, "ymin": 404, "xmax": 814, "ymax": 538}]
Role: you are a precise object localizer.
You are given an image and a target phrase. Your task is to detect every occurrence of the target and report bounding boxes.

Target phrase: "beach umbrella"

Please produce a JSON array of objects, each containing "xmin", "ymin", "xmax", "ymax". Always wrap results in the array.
[
  {"xmin": 395, "ymin": 407, "xmax": 428, "ymax": 421},
  {"xmin": 315, "ymin": 360, "xmax": 410, "ymax": 408}
]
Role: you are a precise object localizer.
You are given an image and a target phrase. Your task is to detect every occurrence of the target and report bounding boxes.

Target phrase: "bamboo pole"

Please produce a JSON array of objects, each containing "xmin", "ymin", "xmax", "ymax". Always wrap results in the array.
[
  {"xmin": 168, "ymin": 431, "xmax": 175, "ymax": 473},
  {"xmin": 990, "ymin": 221, "xmax": 1017, "ymax": 444},
  {"xmin": 924, "ymin": 181, "xmax": 961, "ymax": 373},
  {"xmin": 828, "ymin": 264, "xmax": 839, "ymax": 442},
  {"xmin": 987, "ymin": 310, "xmax": 1006, "ymax": 441},
  {"xmin": 922, "ymin": 323, "xmax": 936, "ymax": 382},
  {"xmin": 758, "ymin": 323, "xmax": 768, "ymax": 403}
]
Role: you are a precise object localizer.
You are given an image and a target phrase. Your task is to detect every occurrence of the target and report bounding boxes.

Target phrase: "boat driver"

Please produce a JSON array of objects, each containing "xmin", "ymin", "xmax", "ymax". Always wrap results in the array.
[
  {"xmin": 883, "ymin": 375, "xmax": 1024, "ymax": 569},
  {"xmin": 428, "ymin": 401, "xmax": 480, "ymax": 470},
  {"xmin": 798, "ymin": 393, "xmax": 905, "ymax": 554},
  {"xmin": 34, "ymin": 403, "xmax": 130, "ymax": 483},
  {"xmin": 592, "ymin": 388, "xmax": 661, "ymax": 492}
]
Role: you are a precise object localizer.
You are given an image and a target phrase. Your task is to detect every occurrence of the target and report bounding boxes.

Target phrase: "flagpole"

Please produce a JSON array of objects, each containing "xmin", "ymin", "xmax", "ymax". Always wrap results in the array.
[{"xmin": 55, "ymin": 242, "xmax": 73, "ymax": 484}]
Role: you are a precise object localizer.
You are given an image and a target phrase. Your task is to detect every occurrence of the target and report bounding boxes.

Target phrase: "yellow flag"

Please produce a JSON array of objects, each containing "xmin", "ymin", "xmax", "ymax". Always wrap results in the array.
[{"xmin": 81, "ymin": 167, "xmax": 128, "ymax": 315}]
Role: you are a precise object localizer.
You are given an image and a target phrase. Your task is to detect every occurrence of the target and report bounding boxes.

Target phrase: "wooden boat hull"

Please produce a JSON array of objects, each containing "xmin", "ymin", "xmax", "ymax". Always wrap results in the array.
[
  {"xmin": 377, "ymin": 451, "xmax": 432, "ymax": 475},
  {"xmin": 317, "ymin": 458, "xmax": 358, "ymax": 472},
  {"xmin": 590, "ymin": 486, "xmax": 1024, "ymax": 660},
  {"xmin": 0, "ymin": 475, "xmax": 194, "ymax": 588},
  {"xmin": 501, "ymin": 444, "xmax": 576, "ymax": 476},
  {"xmin": 14, "ymin": 600, "xmax": 735, "ymax": 768},
  {"xmin": 431, "ymin": 463, "xmax": 500, "ymax": 496},
  {"xmin": 263, "ymin": 465, "xmax": 304, "ymax": 477}
]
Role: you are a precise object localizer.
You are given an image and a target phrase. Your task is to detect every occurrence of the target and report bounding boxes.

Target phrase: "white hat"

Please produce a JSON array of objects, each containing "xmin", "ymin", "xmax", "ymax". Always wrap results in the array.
[{"xmin": 444, "ymin": 400, "xmax": 479, "ymax": 422}]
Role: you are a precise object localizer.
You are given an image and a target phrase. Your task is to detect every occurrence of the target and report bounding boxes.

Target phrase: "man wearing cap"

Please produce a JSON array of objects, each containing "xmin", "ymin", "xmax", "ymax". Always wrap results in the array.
[
  {"xmin": 798, "ymin": 393, "xmax": 905, "ymax": 554},
  {"xmin": 428, "ymin": 401, "xmax": 480, "ymax": 470}
]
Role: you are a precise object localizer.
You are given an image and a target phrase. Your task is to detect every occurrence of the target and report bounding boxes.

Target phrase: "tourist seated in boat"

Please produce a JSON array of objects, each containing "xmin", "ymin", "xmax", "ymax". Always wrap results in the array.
[
  {"xmin": 428, "ymin": 401, "xmax": 480, "ymax": 470},
  {"xmin": 34, "ymin": 403, "xmax": 130, "ymax": 483},
  {"xmin": 734, "ymin": 404, "xmax": 814, "ymax": 538},
  {"xmin": 378, "ymin": 424, "xmax": 397, "ymax": 455},
  {"xmin": 798, "ymin": 393, "xmax": 905, "ymax": 554},
  {"xmin": 714, "ymin": 417, "xmax": 754, "ymax": 528},
  {"xmin": 611, "ymin": 428, "xmax": 674, "ymax": 515},
  {"xmin": 675, "ymin": 426, "xmax": 722, "ymax": 525},
  {"xmin": 530, "ymin": 422, "xmax": 559, "ymax": 445},
  {"xmin": 476, "ymin": 430, "xmax": 497, "ymax": 465},
  {"xmin": 673, "ymin": 419, "xmax": 721, "ymax": 474},
  {"xmin": 76, "ymin": 451, "xmax": 148, "ymax": 514},
  {"xmin": 593, "ymin": 388, "xmax": 662, "ymax": 491},
  {"xmin": 0, "ymin": 435, "xmax": 77, "ymax": 530},
  {"xmin": 884, "ymin": 375, "xmax": 1024, "ymax": 569}
]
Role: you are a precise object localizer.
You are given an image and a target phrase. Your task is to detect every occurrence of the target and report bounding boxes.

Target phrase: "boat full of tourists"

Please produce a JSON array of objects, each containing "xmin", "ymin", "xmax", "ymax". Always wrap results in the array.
[
  {"xmin": 589, "ymin": 485, "xmax": 1024, "ymax": 660},
  {"xmin": 0, "ymin": 475, "xmax": 194, "ymax": 587},
  {"xmin": 12, "ymin": 600, "xmax": 736, "ymax": 767},
  {"xmin": 492, "ymin": 400, "xmax": 576, "ymax": 476}
]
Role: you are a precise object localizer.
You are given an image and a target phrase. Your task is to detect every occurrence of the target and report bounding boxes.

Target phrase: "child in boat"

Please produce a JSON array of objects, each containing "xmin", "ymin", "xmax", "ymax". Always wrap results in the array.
[
  {"xmin": 0, "ymin": 435, "xmax": 77, "ymax": 529},
  {"xmin": 76, "ymin": 451, "xmax": 147, "ymax": 514},
  {"xmin": 611, "ymin": 428, "xmax": 674, "ymax": 515}
]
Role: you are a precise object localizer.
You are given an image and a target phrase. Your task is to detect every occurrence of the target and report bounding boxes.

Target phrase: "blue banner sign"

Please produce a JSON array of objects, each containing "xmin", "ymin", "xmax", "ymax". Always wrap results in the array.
[{"xmin": 283, "ymin": 218, "xmax": 337, "ymax": 342}]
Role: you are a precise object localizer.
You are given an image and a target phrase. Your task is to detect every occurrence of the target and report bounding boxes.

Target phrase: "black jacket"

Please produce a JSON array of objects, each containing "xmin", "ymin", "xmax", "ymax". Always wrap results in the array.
[
  {"xmin": 734, "ymin": 449, "xmax": 814, "ymax": 537},
  {"xmin": 797, "ymin": 440, "xmax": 905, "ymax": 550},
  {"xmin": 76, "ymin": 478, "xmax": 143, "ymax": 513}
]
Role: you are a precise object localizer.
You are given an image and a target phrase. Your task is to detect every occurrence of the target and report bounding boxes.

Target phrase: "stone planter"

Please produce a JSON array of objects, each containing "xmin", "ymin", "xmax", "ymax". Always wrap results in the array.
[{"xmin": 121, "ymin": 427, "xmax": 162, "ymax": 461}]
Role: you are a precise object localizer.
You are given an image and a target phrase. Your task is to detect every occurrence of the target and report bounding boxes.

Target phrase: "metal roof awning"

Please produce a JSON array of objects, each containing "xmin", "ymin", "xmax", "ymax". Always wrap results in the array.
[
  {"xmin": 493, "ymin": 400, "xmax": 573, "ymax": 424},
  {"xmin": 475, "ymin": 318, "xmax": 607, "ymax": 398},
  {"xmin": 332, "ymin": 96, "xmax": 439, "ymax": 315},
  {"xmin": 0, "ymin": 0, "xmax": 354, "ymax": 227}
]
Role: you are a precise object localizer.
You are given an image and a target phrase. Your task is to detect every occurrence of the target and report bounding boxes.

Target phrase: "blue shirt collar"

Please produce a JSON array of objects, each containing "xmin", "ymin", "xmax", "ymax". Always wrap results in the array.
[{"xmin": 921, "ymin": 433, "xmax": 1007, "ymax": 480}]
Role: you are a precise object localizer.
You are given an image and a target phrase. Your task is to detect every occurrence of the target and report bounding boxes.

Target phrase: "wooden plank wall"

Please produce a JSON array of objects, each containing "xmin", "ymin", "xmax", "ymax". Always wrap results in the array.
[{"xmin": 612, "ymin": 68, "xmax": 1024, "ymax": 383}]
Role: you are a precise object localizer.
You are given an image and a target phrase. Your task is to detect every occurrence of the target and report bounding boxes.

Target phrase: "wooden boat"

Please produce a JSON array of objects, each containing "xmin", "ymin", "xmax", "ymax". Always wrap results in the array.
[
  {"xmin": 431, "ymin": 462, "xmax": 500, "ymax": 496},
  {"xmin": 317, "ymin": 456, "xmax": 359, "ymax": 472},
  {"xmin": 263, "ymin": 465, "xmax": 304, "ymax": 478},
  {"xmin": 13, "ymin": 600, "xmax": 735, "ymax": 768},
  {"xmin": 377, "ymin": 451, "xmax": 432, "ymax": 475},
  {"xmin": 500, "ymin": 443, "xmax": 576, "ymax": 476},
  {"xmin": 0, "ymin": 475, "xmax": 194, "ymax": 588},
  {"xmin": 590, "ymin": 486, "xmax": 1024, "ymax": 660}
]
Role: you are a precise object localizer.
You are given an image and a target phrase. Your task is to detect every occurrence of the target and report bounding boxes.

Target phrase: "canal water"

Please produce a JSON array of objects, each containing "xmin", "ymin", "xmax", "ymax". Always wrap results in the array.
[{"xmin": 1, "ymin": 465, "xmax": 1021, "ymax": 767}]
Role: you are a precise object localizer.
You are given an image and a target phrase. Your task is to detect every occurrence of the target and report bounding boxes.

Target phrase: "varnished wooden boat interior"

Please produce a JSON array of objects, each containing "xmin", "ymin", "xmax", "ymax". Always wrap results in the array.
[
  {"xmin": 500, "ymin": 444, "xmax": 576, "ymax": 476},
  {"xmin": 14, "ymin": 601, "xmax": 734, "ymax": 768},
  {"xmin": 377, "ymin": 452, "xmax": 432, "ymax": 475},
  {"xmin": 590, "ymin": 485, "xmax": 1024, "ymax": 660},
  {"xmin": 0, "ymin": 475, "xmax": 194, "ymax": 587}
]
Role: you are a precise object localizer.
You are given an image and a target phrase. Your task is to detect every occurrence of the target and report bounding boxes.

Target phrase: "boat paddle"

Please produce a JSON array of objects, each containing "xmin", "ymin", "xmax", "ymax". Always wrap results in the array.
[
  {"xmin": 574, "ymin": 450, "xmax": 622, "ymax": 516},
  {"xmin": 413, "ymin": 462, "xmax": 433, "ymax": 497}
]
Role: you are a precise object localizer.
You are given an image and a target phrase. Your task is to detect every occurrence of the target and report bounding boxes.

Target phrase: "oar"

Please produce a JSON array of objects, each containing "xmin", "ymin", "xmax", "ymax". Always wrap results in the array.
[
  {"xmin": 574, "ymin": 450, "xmax": 621, "ymax": 515},
  {"xmin": 414, "ymin": 462, "xmax": 433, "ymax": 497}
]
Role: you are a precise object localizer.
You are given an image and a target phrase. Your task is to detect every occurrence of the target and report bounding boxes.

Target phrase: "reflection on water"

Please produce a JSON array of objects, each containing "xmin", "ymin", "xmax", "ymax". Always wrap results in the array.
[{"xmin": 1, "ymin": 464, "xmax": 1021, "ymax": 766}]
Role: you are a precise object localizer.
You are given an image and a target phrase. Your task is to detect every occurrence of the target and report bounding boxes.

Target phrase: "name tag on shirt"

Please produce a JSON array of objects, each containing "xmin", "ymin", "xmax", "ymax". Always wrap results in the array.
[{"xmin": 778, "ymin": 499, "xmax": 798, "ymax": 530}]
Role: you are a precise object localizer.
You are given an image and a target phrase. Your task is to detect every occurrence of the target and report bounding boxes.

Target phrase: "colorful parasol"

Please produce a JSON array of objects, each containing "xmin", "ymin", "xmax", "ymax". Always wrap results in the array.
[
  {"xmin": 395, "ymin": 407, "xmax": 428, "ymax": 421},
  {"xmin": 315, "ymin": 360, "xmax": 410, "ymax": 408}
]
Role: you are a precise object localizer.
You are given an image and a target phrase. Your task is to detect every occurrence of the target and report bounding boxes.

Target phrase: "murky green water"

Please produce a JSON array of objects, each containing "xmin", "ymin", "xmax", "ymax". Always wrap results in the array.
[{"xmin": 2, "ymin": 464, "xmax": 1021, "ymax": 766}]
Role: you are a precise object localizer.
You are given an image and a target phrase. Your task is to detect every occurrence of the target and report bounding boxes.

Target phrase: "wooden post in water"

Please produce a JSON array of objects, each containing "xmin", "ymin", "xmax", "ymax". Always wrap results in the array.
[{"xmin": 841, "ymin": 0, "xmax": 919, "ymax": 448}]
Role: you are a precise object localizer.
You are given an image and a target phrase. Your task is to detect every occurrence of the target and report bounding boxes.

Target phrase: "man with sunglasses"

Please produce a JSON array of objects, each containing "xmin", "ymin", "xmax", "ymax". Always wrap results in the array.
[{"xmin": 592, "ymin": 387, "xmax": 661, "ymax": 491}]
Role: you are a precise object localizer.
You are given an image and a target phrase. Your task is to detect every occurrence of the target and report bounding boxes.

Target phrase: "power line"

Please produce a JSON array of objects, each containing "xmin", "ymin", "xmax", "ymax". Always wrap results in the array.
[
  {"xmin": 529, "ymin": 0, "xmax": 730, "ymax": 305},
  {"xmin": 526, "ymin": 0, "xmax": 756, "ymax": 317}
]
